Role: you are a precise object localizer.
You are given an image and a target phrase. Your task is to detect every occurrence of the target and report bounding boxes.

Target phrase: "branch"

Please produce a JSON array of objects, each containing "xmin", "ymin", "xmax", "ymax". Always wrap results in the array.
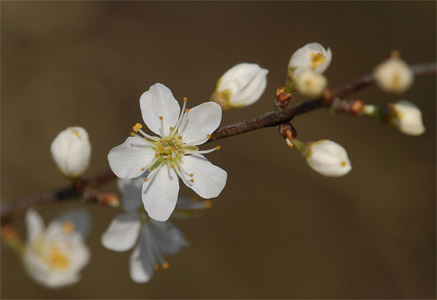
[{"xmin": 1, "ymin": 62, "xmax": 435, "ymax": 222}]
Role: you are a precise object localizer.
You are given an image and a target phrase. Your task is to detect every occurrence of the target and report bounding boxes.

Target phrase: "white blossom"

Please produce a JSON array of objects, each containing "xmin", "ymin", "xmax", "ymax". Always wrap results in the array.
[
  {"xmin": 212, "ymin": 63, "xmax": 268, "ymax": 110},
  {"xmin": 387, "ymin": 100, "xmax": 425, "ymax": 136},
  {"xmin": 50, "ymin": 127, "xmax": 91, "ymax": 178},
  {"xmin": 294, "ymin": 139, "xmax": 352, "ymax": 177},
  {"xmin": 374, "ymin": 57, "xmax": 414, "ymax": 93},
  {"xmin": 288, "ymin": 42, "xmax": 332, "ymax": 79},
  {"xmin": 108, "ymin": 83, "xmax": 227, "ymax": 221},
  {"xmin": 101, "ymin": 176, "xmax": 210, "ymax": 283},
  {"xmin": 23, "ymin": 209, "xmax": 91, "ymax": 288},
  {"xmin": 295, "ymin": 70, "xmax": 328, "ymax": 98}
]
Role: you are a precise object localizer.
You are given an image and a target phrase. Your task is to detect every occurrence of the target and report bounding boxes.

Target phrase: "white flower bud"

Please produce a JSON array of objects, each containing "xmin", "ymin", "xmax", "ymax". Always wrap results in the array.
[
  {"xmin": 212, "ymin": 63, "xmax": 268, "ymax": 110},
  {"xmin": 295, "ymin": 70, "xmax": 328, "ymax": 98},
  {"xmin": 387, "ymin": 100, "xmax": 425, "ymax": 136},
  {"xmin": 50, "ymin": 127, "xmax": 91, "ymax": 178},
  {"xmin": 374, "ymin": 57, "xmax": 413, "ymax": 93},
  {"xmin": 288, "ymin": 42, "xmax": 332, "ymax": 79},
  {"xmin": 294, "ymin": 139, "xmax": 352, "ymax": 177}
]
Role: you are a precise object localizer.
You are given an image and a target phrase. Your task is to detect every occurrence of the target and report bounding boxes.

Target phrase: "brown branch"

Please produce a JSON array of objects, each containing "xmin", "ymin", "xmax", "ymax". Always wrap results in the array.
[{"xmin": 1, "ymin": 62, "xmax": 435, "ymax": 222}]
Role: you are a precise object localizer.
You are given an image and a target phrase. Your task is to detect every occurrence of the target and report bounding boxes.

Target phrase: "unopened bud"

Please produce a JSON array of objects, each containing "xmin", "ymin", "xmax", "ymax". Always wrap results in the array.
[
  {"xmin": 288, "ymin": 42, "xmax": 332, "ymax": 79},
  {"xmin": 50, "ymin": 127, "xmax": 91, "ymax": 179},
  {"xmin": 295, "ymin": 70, "xmax": 328, "ymax": 98},
  {"xmin": 374, "ymin": 57, "xmax": 414, "ymax": 94},
  {"xmin": 386, "ymin": 100, "xmax": 425, "ymax": 136},
  {"xmin": 212, "ymin": 63, "xmax": 268, "ymax": 110}
]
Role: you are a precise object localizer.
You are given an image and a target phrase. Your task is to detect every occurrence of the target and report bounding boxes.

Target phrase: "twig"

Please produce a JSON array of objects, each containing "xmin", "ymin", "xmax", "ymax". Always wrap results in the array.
[{"xmin": 1, "ymin": 62, "xmax": 435, "ymax": 222}]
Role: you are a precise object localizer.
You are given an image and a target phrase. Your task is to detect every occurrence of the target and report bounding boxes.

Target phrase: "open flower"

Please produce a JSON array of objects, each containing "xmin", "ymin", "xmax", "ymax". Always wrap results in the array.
[
  {"xmin": 288, "ymin": 42, "xmax": 332, "ymax": 79},
  {"xmin": 293, "ymin": 139, "xmax": 352, "ymax": 177},
  {"xmin": 101, "ymin": 175, "xmax": 211, "ymax": 283},
  {"xmin": 50, "ymin": 127, "xmax": 91, "ymax": 179},
  {"xmin": 23, "ymin": 209, "xmax": 91, "ymax": 288},
  {"xmin": 108, "ymin": 83, "xmax": 227, "ymax": 221},
  {"xmin": 211, "ymin": 63, "xmax": 268, "ymax": 110}
]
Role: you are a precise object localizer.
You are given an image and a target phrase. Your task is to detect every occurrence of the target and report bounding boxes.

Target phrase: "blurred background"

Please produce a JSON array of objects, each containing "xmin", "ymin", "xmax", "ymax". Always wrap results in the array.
[{"xmin": 1, "ymin": 2, "xmax": 435, "ymax": 299}]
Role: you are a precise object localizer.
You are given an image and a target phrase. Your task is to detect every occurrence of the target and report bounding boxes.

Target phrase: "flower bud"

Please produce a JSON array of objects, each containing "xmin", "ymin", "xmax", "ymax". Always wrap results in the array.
[
  {"xmin": 50, "ymin": 127, "xmax": 91, "ymax": 179},
  {"xmin": 211, "ymin": 63, "xmax": 268, "ymax": 110},
  {"xmin": 374, "ymin": 57, "xmax": 413, "ymax": 93},
  {"xmin": 288, "ymin": 42, "xmax": 332, "ymax": 79},
  {"xmin": 294, "ymin": 139, "xmax": 352, "ymax": 177},
  {"xmin": 295, "ymin": 70, "xmax": 328, "ymax": 98},
  {"xmin": 386, "ymin": 100, "xmax": 425, "ymax": 136}
]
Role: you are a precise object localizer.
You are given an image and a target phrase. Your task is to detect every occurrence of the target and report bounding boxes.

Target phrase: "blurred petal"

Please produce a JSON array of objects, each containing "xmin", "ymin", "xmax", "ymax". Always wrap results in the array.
[
  {"xmin": 149, "ymin": 220, "xmax": 189, "ymax": 255},
  {"xmin": 117, "ymin": 175, "xmax": 148, "ymax": 213},
  {"xmin": 101, "ymin": 213, "xmax": 141, "ymax": 251},
  {"xmin": 180, "ymin": 102, "xmax": 222, "ymax": 145},
  {"xmin": 108, "ymin": 137, "xmax": 155, "ymax": 179},
  {"xmin": 142, "ymin": 165, "xmax": 179, "ymax": 222},
  {"xmin": 25, "ymin": 209, "xmax": 44, "ymax": 243},
  {"xmin": 140, "ymin": 83, "xmax": 181, "ymax": 136},
  {"xmin": 129, "ymin": 228, "xmax": 155, "ymax": 283},
  {"xmin": 180, "ymin": 154, "xmax": 227, "ymax": 198},
  {"xmin": 53, "ymin": 208, "xmax": 92, "ymax": 239}
]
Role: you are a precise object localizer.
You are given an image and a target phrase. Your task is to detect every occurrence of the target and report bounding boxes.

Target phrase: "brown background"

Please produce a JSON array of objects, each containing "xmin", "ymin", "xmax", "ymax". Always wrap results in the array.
[{"xmin": 1, "ymin": 1, "xmax": 436, "ymax": 299}]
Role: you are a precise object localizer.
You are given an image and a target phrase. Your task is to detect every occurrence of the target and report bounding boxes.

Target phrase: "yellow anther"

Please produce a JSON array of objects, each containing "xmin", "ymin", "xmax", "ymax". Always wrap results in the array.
[
  {"xmin": 141, "ymin": 167, "xmax": 145, "ymax": 171},
  {"xmin": 185, "ymin": 108, "xmax": 190, "ymax": 113},
  {"xmin": 130, "ymin": 132, "xmax": 135, "ymax": 137},
  {"xmin": 135, "ymin": 123, "xmax": 143, "ymax": 129},
  {"xmin": 189, "ymin": 173, "xmax": 193, "ymax": 177},
  {"xmin": 162, "ymin": 262, "xmax": 170, "ymax": 269},
  {"xmin": 155, "ymin": 153, "xmax": 159, "ymax": 157},
  {"xmin": 170, "ymin": 164, "xmax": 174, "ymax": 168},
  {"xmin": 159, "ymin": 139, "xmax": 164, "ymax": 143},
  {"xmin": 204, "ymin": 200, "xmax": 213, "ymax": 209},
  {"xmin": 153, "ymin": 264, "xmax": 160, "ymax": 270},
  {"xmin": 178, "ymin": 136, "xmax": 182, "ymax": 139},
  {"xmin": 216, "ymin": 146, "xmax": 221, "ymax": 150},
  {"xmin": 46, "ymin": 246, "xmax": 69, "ymax": 270},
  {"xmin": 169, "ymin": 147, "xmax": 175, "ymax": 151},
  {"xmin": 159, "ymin": 116, "xmax": 163, "ymax": 120},
  {"xmin": 144, "ymin": 178, "xmax": 148, "ymax": 182},
  {"xmin": 190, "ymin": 179, "xmax": 194, "ymax": 183},
  {"xmin": 158, "ymin": 146, "xmax": 165, "ymax": 153},
  {"xmin": 62, "ymin": 221, "xmax": 75, "ymax": 234},
  {"xmin": 183, "ymin": 97, "xmax": 188, "ymax": 102},
  {"xmin": 206, "ymin": 134, "xmax": 211, "ymax": 139},
  {"xmin": 311, "ymin": 52, "xmax": 325, "ymax": 68},
  {"xmin": 341, "ymin": 161, "xmax": 347, "ymax": 167}
]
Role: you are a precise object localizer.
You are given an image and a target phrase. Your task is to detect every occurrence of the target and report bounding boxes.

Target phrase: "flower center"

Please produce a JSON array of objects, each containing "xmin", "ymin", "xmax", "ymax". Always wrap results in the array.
[
  {"xmin": 44, "ymin": 245, "xmax": 70, "ymax": 270},
  {"xmin": 311, "ymin": 52, "xmax": 325, "ymax": 68}
]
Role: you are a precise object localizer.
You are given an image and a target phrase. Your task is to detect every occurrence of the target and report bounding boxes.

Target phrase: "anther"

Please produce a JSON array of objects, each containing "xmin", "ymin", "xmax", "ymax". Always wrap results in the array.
[
  {"xmin": 204, "ymin": 200, "xmax": 213, "ymax": 209},
  {"xmin": 159, "ymin": 116, "xmax": 163, "ymax": 120},
  {"xmin": 170, "ymin": 164, "xmax": 174, "ymax": 168},
  {"xmin": 190, "ymin": 179, "xmax": 194, "ymax": 183},
  {"xmin": 162, "ymin": 262, "xmax": 169, "ymax": 269},
  {"xmin": 132, "ymin": 125, "xmax": 139, "ymax": 133},
  {"xmin": 185, "ymin": 108, "xmax": 189, "ymax": 113},
  {"xmin": 206, "ymin": 134, "xmax": 211, "ymax": 139},
  {"xmin": 130, "ymin": 132, "xmax": 135, "ymax": 137},
  {"xmin": 144, "ymin": 178, "xmax": 148, "ymax": 182},
  {"xmin": 189, "ymin": 173, "xmax": 193, "ymax": 177},
  {"xmin": 153, "ymin": 264, "xmax": 159, "ymax": 270},
  {"xmin": 183, "ymin": 97, "xmax": 188, "ymax": 102},
  {"xmin": 135, "ymin": 123, "xmax": 143, "ymax": 129},
  {"xmin": 178, "ymin": 136, "xmax": 182, "ymax": 139},
  {"xmin": 141, "ymin": 167, "xmax": 145, "ymax": 171},
  {"xmin": 155, "ymin": 153, "xmax": 159, "ymax": 157},
  {"xmin": 216, "ymin": 146, "xmax": 221, "ymax": 150}
]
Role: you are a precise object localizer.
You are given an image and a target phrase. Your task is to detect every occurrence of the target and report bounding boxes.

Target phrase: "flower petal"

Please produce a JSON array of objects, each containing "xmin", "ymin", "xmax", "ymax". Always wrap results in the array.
[
  {"xmin": 180, "ymin": 102, "xmax": 222, "ymax": 145},
  {"xmin": 149, "ymin": 220, "xmax": 189, "ymax": 255},
  {"xmin": 129, "ymin": 228, "xmax": 155, "ymax": 283},
  {"xmin": 101, "ymin": 213, "xmax": 141, "ymax": 251},
  {"xmin": 180, "ymin": 154, "xmax": 227, "ymax": 198},
  {"xmin": 53, "ymin": 208, "xmax": 92, "ymax": 239},
  {"xmin": 117, "ymin": 175, "xmax": 148, "ymax": 213},
  {"xmin": 140, "ymin": 83, "xmax": 181, "ymax": 136},
  {"xmin": 142, "ymin": 165, "xmax": 179, "ymax": 222},
  {"xmin": 25, "ymin": 209, "xmax": 45, "ymax": 243},
  {"xmin": 108, "ymin": 137, "xmax": 155, "ymax": 179}
]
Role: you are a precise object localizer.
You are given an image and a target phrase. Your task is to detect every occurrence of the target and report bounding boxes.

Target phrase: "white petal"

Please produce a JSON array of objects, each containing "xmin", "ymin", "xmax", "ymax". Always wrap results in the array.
[
  {"xmin": 25, "ymin": 209, "xmax": 45, "ymax": 243},
  {"xmin": 142, "ymin": 165, "xmax": 179, "ymax": 221},
  {"xmin": 140, "ymin": 83, "xmax": 181, "ymax": 136},
  {"xmin": 229, "ymin": 67, "xmax": 268, "ymax": 106},
  {"xmin": 129, "ymin": 228, "xmax": 155, "ymax": 283},
  {"xmin": 117, "ymin": 175, "xmax": 147, "ymax": 213},
  {"xmin": 101, "ymin": 213, "xmax": 141, "ymax": 251},
  {"xmin": 108, "ymin": 137, "xmax": 155, "ymax": 179},
  {"xmin": 149, "ymin": 220, "xmax": 189, "ymax": 255},
  {"xmin": 53, "ymin": 208, "xmax": 92, "ymax": 239},
  {"xmin": 180, "ymin": 154, "xmax": 227, "ymax": 198},
  {"xmin": 180, "ymin": 102, "xmax": 222, "ymax": 145}
]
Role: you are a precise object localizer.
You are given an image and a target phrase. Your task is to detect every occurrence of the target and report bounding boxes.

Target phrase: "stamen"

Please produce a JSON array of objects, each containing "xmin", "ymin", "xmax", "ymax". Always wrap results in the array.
[
  {"xmin": 144, "ymin": 178, "xmax": 148, "ymax": 182},
  {"xmin": 133, "ymin": 125, "xmax": 139, "ymax": 133},
  {"xmin": 141, "ymin": 167, "xmax": 146, "ymax": 171},
  {"xmin": 189, "ymin": 173, "xmax": 193, "ymax": 177},
  {"xmin": 190, "ymin": 179, "xmax": 194, "ymax": 183},
  {"xmin": 187, "ymin": 146, "xmax": 220, "ymax": 155},
  {"xmin": 130, "ymin": 132, "xmax": 135, "ymax": 137},
  {"xmin": 135, "ymin": 123, "xmax": 143, "ymax": 129},
  {"xmin": 207, "ymin": 134, "xmax": 211, "ymax": 139},
  {"xmin": 162, "ymin": 262, "xmax": 170, "ymax": 269},
  {"xmin": 153, "ymin": 264, "xmax": 160, "ymax": 270},
  {"xmin": 216, "ymin": 146, "xmax": 221, "ymax": 151},
  {"xmin": 62, "ymin": 221, "xmax": 75, "ymax": 234},
  {"xmin": 136, "ymin": 128, "xmax": 160, "ymax": 141},
  {"xmin": 183, "ymin": 97, "xmax": 188, "ymax": 103}
]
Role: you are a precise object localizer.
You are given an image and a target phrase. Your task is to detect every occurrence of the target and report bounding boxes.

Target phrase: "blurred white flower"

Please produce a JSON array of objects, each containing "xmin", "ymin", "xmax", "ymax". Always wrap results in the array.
[
  {"xmin": 374, "ymin": 57, "xmax": 413, "ymax": 93},
  {"xmin": 108, "ymin": 83, "xmax": 227, "ymax": 221},
  {"xmin": 50, "ymin": 127, "xmax": 91, "ymax": 179},
  {"xmin": 212, "ymin": 63, "xmax": 268, "ymax": 110},
  {"xmin": 294, "ymin": 139, "xmax": 352, "ymax": 177},
  {"xmin": 101, "ymin": 176, "xmax": 210, "ymax": 283},
  {"xmin": 295, "ymin": 70, "xmax": 328, "ymax": 98},
  {"xmin": 23, "ymin": 209, "xmax": 91, "ymax": 289},
  {"xmin": 288, "ymin": 42, "xmax": 332, "ymax": 79},
  {"xmin": 387, "ymin": 100, "xmax": 425, "ymax": 136}
]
